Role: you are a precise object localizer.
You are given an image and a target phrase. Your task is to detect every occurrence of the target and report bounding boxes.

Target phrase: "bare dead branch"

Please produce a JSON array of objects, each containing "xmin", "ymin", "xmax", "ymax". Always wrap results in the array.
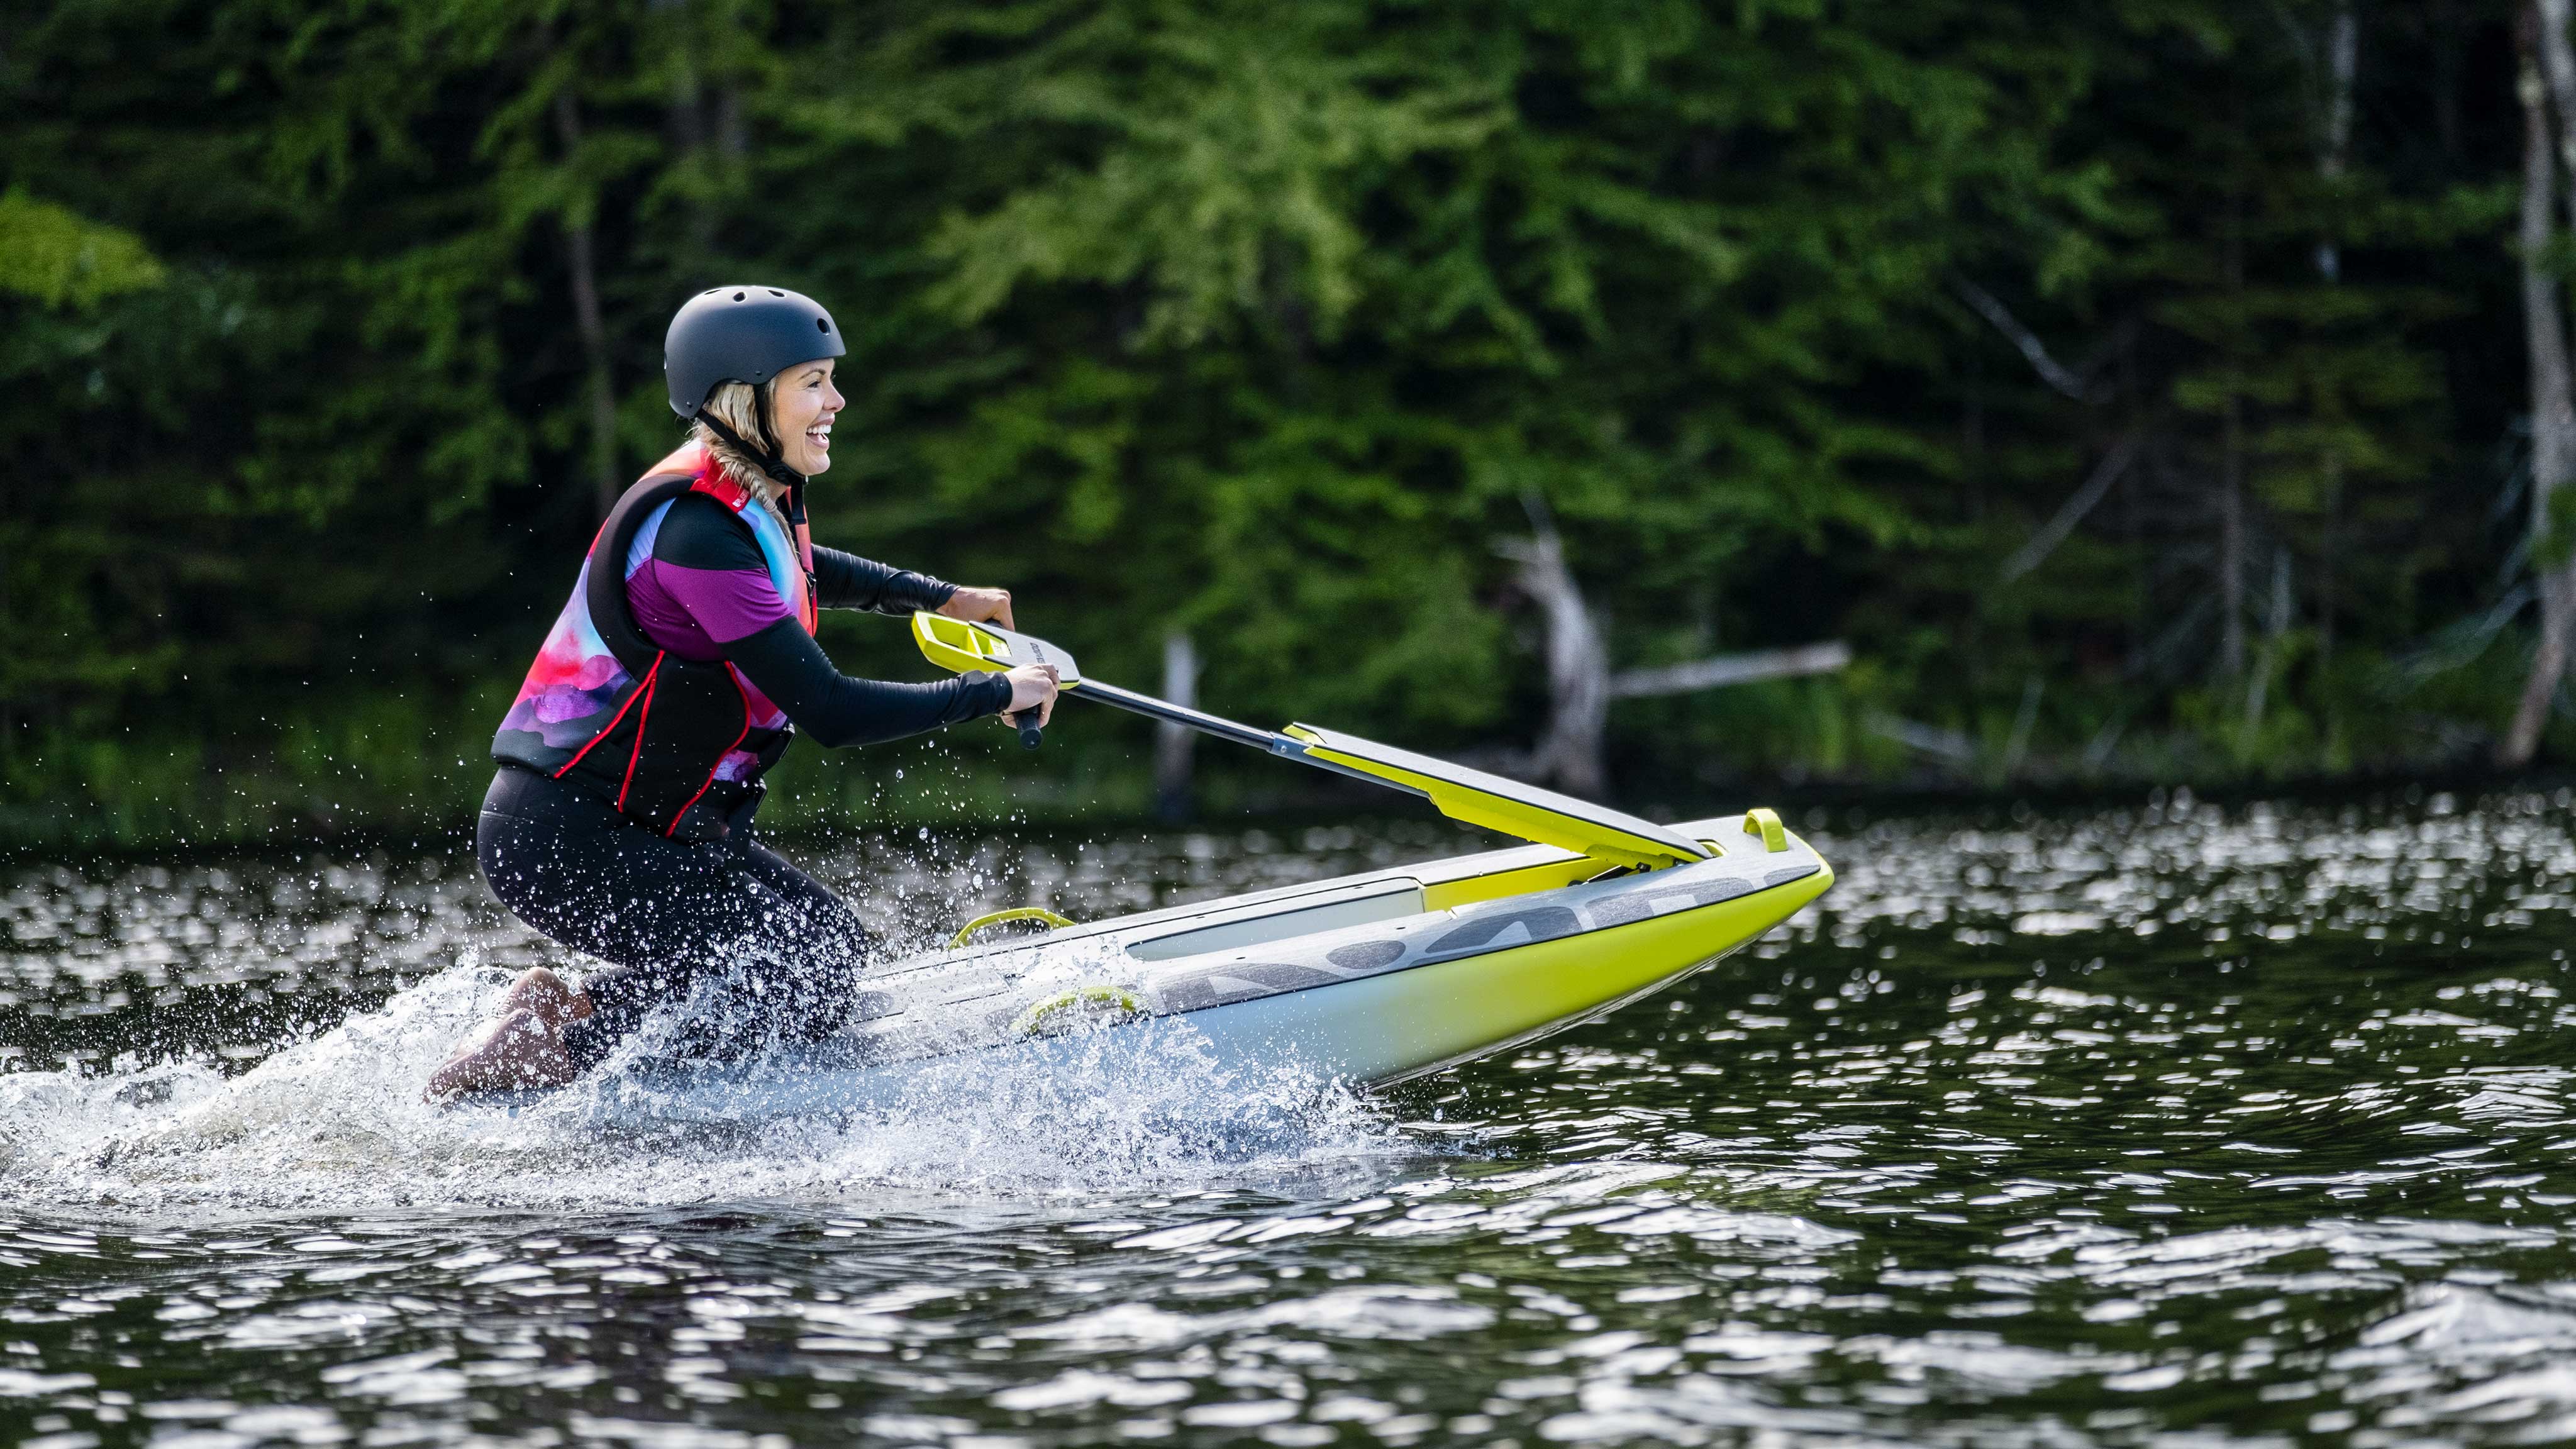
[
  {"xmin": 1999, "ymin": 431, "xmax": 2146, "ymax": 584},
  {"xmin": 1951, "ymin": 277, "xmax": 2088, "ymax": 400}
]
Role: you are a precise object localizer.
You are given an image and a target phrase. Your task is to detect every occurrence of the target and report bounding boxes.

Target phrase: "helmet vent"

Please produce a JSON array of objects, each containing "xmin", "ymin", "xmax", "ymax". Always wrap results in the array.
[
  {"xmin": 818, "ymin": 318, "xmax": 831, "ymax": 333},
  {"xmin": 732, "ymin": 291, "xmax": 746, "ymax": 301},
  {"xmin": 769, "ymin": 288, "xmax": 784, "ymax": 296}
]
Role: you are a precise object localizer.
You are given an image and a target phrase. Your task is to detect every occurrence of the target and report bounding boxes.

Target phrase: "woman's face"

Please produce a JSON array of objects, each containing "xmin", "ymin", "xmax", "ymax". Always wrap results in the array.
[{"xmin": 769, "ymin": 359, "xmax": 844, "ymax": 477}]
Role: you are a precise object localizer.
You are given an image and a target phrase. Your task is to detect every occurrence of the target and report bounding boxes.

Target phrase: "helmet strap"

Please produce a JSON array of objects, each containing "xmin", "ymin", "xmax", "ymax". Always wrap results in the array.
[
  {"xmin": 692, "ymin": 397, "xmax": 818, "ymax": 604},
  {"xmin": 692, "ymin": 407, "xmax": 808, "ymax": 494}
]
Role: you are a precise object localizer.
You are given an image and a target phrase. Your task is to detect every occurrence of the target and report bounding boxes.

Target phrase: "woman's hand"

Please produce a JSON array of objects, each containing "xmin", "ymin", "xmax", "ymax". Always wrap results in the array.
[
  {"xmin": 1004, "ymin": 663, "xmax": 1059, "ymax": 727},
  {"xmin": 940, "ymin": 587, "xmax": 1014, "ymax": 631}
]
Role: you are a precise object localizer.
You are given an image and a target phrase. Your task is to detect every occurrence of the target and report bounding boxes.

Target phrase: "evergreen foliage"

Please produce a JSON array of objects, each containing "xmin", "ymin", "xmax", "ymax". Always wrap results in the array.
[{"xmin": 0, "ymin": 0, "xmax": 2550, "ymax": 842}]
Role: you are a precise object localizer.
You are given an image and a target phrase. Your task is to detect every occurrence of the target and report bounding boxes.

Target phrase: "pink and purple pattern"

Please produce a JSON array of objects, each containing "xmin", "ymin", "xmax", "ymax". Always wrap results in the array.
[{"xmin": 494, "ymin": 557, "xmax": 635, "ymax": 752}]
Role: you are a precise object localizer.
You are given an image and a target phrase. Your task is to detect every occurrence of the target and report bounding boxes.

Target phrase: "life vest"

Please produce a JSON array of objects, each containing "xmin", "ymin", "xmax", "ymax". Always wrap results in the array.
[{"xmin": 490, "ymin": 442, "xmax": 816, "ymax": 841}]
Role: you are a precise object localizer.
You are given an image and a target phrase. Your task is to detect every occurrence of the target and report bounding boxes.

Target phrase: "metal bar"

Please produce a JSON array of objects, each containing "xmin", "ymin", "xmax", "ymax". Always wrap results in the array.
[
  {"xmin": 1064, "ymin": 680, "xmax": 1433, "ymax": 803},
  {"xmin": 1067, "ymin": 680, "xmax": 1280, "ymax": 752}
]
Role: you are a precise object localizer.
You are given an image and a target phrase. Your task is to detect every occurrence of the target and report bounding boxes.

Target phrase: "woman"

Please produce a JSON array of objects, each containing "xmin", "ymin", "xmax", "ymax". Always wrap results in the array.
[{"xmin": 427, "ymin": 286, "xmax": 1058, "ymax": 1099}]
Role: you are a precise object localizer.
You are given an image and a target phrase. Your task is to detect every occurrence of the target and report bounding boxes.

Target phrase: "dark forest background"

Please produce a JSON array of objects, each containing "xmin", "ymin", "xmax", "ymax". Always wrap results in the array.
[{"xmin": 3, "ymin": 0, "xmax": 2568, "ymax": 843}]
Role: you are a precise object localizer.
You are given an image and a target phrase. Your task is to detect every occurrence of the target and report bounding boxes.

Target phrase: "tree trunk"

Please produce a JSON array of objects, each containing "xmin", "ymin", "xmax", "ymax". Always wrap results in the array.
[
  {"xmin": 1500, "ymin": 521, "xmax": 1610, "ymax": 799},
  {"xmin": 2505, "ymin": 0, "xmax": 2576, "ymax": 765},
  {"xmin": 2319, "ymin": 454, "xmax": 2340, "ymax": 673},
  {"xmin": 2540, "ymin": 0, "xmax": 2576, "ymax": 221},
  {"xmin": 2245, "ymin": 547, "xmax": 2292, "ymax": 738},
  {"xmin": 2315, "ymin": 3, "xmax": 2355, "ymax": 675},
  {"xmin": 648, "ymin": 0, "xmax": 721, "ymax": 260},
  {"xmin": 2219, "ymin": 397, "xmax": 2245, "ymax": 679},
  {"xmin": 553, "ymin": 91, "xmax": 621, "ymax": 521},
  {"xmin": 2436, "ymin": 0, "xmax": 2467, "ymax": 159},
  {"xmin": 2219, "ymin": 172, "xmax": 2248, "ymax": 680},
  {"xmin": 1154, "ymin": 630, "xmax": 1197, "ymax": 821},
  {"xmin": 2314, "ymin": 3, "xmax": 2357, "ymax": 282}
]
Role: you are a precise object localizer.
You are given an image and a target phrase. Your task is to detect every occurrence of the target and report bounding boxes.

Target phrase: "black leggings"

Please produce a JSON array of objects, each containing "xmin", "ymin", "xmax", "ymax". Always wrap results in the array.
[{"xmin": 476, "ymin": 767, "xmax": 867, "ymax": 1071}]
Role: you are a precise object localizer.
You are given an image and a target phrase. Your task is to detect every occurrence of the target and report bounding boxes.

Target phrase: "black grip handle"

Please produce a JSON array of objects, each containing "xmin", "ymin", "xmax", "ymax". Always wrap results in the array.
[{"xmin": 1011, "ymin": 711, "xmax": 1043, "ymax": 750}]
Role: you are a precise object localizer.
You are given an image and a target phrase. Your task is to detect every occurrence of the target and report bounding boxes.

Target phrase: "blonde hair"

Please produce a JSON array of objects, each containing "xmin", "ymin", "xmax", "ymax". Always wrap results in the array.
[{"xmin": 692, "ymin": 381, "xmax": 789, "ymax": 506}]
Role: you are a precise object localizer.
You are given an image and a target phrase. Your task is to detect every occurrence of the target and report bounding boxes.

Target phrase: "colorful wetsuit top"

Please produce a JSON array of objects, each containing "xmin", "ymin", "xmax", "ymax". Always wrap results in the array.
[
  {"xmin": 491, "ymin": 443, "xmax": 1010, "ymax": 840},
  {"xmin": 624, "ymin": 489, "xmax": 1009, "ymax": 747}
]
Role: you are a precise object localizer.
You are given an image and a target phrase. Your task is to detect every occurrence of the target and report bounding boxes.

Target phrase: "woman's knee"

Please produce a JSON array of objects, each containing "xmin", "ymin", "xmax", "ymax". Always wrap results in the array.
[{"xmin": 477, "ymin": 813, "xmax": 597, "ymax": 944}]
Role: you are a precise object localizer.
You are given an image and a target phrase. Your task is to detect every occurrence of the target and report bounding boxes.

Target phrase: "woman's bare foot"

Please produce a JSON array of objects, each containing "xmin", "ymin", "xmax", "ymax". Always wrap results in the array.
[
  {"xmin": 497, "ymin": 965, "xmax": 589, "ymax": 1027},
  {"xmin": 426, "ymin": 967, "xmax": 592, "ymax": 1101}
]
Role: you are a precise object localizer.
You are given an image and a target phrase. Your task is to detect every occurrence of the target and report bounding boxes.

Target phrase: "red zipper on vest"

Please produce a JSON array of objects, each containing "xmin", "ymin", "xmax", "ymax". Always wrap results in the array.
[
  {"xmin": 788, "ymin": 483, "xmax": 820, "ymax": 635},
  {"xmin": 614, "ymin": 657, "xmax": 663, "ymax": 812},
  {"xmin": 552, "ymin": 651, "xmax": 663, "ymax": 781}
]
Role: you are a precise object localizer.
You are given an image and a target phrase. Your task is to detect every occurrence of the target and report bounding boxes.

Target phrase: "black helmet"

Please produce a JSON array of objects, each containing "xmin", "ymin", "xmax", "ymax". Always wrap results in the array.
[{"xmin": 663, "ymin": 285, "xmax": 845, "ymax": 420}]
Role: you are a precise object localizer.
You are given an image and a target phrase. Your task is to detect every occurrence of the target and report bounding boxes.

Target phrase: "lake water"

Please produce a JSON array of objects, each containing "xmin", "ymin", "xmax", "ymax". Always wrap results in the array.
[{"xmin": 4, "ymin": 791, "xmax": 2576, "ymax": 1448}]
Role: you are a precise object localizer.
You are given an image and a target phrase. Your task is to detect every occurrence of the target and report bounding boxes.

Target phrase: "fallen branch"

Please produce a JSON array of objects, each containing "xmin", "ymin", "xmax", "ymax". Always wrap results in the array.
[{"xmin": 1609, "ymin": 642, "xmax": 1852, "ymax": 698}]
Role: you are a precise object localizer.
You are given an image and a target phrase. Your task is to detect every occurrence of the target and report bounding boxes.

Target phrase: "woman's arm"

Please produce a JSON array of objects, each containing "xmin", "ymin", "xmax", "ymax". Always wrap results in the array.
[
  {"xmin": 640, "ymin": 499, "xmax": 1018, "ymax": 747},
  {"xmin": 811, "ymin": 545, "xmax": 955, "ymax": 616},
  {"xmin": 813, "ymin": 545, "xmax": 1018, "ymax": 628},
  {"xmin": 724, "ymin": 618, "xmax": 1014, "ymax": 748}
]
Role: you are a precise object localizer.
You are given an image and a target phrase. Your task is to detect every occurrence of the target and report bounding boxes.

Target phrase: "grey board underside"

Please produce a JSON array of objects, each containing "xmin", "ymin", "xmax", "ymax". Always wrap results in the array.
[{"xmin": 1150, "ymin": 857, "xmax": 1816, "ymax": 1014}]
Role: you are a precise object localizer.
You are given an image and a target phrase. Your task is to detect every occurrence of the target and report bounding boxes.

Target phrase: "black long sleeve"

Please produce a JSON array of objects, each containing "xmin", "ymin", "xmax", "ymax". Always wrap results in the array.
[
  {"xmin": 723, "ymin": 616, "xmax": 1014, "ymax": 748},
  {"xmin": 643, "ymin": 498, "xmax": 1003, "ymax": 745},
  {"xmin": 812, "ymin": 545, "xmax": 957, "ymax": 615}
]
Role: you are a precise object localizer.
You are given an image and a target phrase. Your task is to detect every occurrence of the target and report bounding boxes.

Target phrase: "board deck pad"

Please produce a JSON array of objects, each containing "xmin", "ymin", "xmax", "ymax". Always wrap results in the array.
[{"xmin": 913, "ymin": 612, "xmax": 1713, "ymax": 869}]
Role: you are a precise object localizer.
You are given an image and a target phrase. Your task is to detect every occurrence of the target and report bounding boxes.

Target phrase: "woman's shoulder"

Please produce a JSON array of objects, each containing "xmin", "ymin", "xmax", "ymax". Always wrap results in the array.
[{"xmin": 651, "ymin": 490, "xmax": 767, "ymax": 572}]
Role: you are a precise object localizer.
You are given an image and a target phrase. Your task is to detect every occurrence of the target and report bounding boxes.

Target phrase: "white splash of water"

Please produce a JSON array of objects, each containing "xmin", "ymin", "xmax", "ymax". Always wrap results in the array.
[{"xmin": 0, "ymin": 963, "xmax": 1409, "ymax": 1216}]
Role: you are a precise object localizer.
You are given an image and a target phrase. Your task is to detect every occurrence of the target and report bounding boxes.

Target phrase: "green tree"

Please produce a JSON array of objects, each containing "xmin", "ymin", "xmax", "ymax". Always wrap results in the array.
[{"xmin": 0, "ymin": 0, "xmax": 2544, "ymax": 841}]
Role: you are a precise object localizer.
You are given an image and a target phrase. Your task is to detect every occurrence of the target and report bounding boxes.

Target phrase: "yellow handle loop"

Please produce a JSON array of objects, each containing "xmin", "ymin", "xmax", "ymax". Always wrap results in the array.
[
  {"xmin": 1010, "ymin": 985, "xmax": 1145, "ymax": 1036},
  {"xmin": 1742, "ymin": 808, "xmax": 1788, "ymax": 853},
  {"xmin": 948, "ymin": 907, "xmax": 1075, "ymax": 950}
]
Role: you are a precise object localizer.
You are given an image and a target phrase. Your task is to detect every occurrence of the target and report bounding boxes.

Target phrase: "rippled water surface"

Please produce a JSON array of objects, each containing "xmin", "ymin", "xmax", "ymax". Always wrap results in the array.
[{"xmin": 8, "ymin": 792, "xmax": 2576, "ymax": 1447}]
